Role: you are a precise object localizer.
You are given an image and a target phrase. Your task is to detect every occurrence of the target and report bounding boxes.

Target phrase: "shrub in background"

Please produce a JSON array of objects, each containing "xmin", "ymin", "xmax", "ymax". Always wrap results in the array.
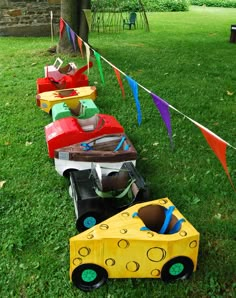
[
  {"xmin": 144, "ymin": 0, "xmax": 190, "ymax": 12},
  {"xmin": 91, "ymin": 0, "xmax": 190, "ymax": 12},
  {"xmin": 191, "ymin": 0, "xmax": 236, "ymax": 8}
]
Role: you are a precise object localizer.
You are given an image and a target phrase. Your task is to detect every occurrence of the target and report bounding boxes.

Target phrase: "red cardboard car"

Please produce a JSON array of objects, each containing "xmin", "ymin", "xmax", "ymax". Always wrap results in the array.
[
  {"xmin": 36, "ymin": 62, "xmax": 93, "ymax": 94},
  {"xmin": 45, "ymin": 114, "xmax": 124, "ymax": 158}
]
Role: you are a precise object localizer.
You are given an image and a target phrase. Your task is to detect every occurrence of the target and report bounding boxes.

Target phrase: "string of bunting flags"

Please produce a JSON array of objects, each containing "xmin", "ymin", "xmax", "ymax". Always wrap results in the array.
[{"xmin": 59, "ymin": 17, "xmax": 236, "ymax": 191}]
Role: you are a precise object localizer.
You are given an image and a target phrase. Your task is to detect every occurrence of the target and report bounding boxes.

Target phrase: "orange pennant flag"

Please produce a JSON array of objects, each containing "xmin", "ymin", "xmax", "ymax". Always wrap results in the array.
[
  {"xmin": 77, "ymin": 37, "xmax": 84, "ymax": 58},
  {"xmin": 196, "ymin": 123, "xmax": 235, "ymax": 190},
  {"xmin": 113, "ymin": 67, "xmax": 125, "ymax": 98}
]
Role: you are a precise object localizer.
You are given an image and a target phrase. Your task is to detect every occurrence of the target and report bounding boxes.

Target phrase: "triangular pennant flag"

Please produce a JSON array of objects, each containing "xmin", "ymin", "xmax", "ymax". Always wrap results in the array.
[
  {"xmin": 113, "ymin": 67, "xmax": 125, "ymax": 98},
  {"xmin": 83, "ymin": 9, "xmax": 92, "ymax": 31},
  {"xmin": 66, "ymin": 23, "xmax": 72, "ymax": 43},
  {"xmin": 84, "ymin": 43, "xmax": 91, "ymax": 74},
  {"xmin": 151, "ymin": 93, "xmax": 173, "ymax": 146},
  {"xmin": 59, "ymin": 18, "xmax": 65, "ymax": 38},
  {"xmin": 126, "ymin": 76, "xmax": 142, "ymax": 126},
  {"xmin": 196, "ymin": 123, "xmax": 235, "ymax": 189},
  {"xmin": 77, "ymin": 37, "xmax": 84, "ymax": 58},
  {"xmin": 70, "ymin": 28, "xmax": 76, "ymax": 51},
  {"xmin": 94, "ymin": 51, "xmax": 105, "ymax": 84}
]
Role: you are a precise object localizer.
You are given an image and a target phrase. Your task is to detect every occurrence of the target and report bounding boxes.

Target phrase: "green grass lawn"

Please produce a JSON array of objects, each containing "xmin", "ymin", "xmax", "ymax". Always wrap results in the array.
[{"xmin": 0, "ymin": 5, "xmax": 236, "ymax": 298}]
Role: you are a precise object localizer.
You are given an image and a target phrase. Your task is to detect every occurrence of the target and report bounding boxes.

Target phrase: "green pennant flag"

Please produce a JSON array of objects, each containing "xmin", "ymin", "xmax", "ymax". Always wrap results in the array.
[{"xmin": 94, "ymin": 51, "xmax": 105, "ymax": 85}]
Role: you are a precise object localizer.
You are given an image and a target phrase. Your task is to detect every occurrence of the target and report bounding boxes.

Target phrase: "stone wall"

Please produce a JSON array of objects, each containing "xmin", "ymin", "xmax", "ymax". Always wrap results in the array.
[{"xmin": 0, "ymin": 0, "xmax": 61, "ymax": 37}]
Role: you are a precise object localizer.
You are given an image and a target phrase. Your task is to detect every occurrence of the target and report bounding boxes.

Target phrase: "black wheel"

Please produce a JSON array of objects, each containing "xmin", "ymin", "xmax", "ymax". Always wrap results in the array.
[
  {"xmin": 76, "ymin": 210, "xmax": 104, "ymax": 232},
  {"xmin": 76, "ymin": 199, "xmax": 109, "ymax": 232},
  {"xmin": 72, "ymin": 263, "xmax": 108, "ymax": 291},
  {"xmin": 161, "ymin": 256, "xmax": 194, "ymax": 282}
]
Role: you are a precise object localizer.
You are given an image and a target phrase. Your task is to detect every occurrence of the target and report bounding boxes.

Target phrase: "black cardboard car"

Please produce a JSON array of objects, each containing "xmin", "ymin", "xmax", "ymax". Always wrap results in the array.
[{"xmin": 69, "ymin": 162, "xmax": 149, "ymax": 232}]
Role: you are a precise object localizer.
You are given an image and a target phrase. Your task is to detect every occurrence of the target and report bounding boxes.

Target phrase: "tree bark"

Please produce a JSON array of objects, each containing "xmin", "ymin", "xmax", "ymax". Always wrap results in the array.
[
  {"xmin": 57, "ymin": 0, "xmax": 91, "ymax": 54},
  {"xmin": 78, "ymin": 0, "xmax": 91, "ymax": 44}
]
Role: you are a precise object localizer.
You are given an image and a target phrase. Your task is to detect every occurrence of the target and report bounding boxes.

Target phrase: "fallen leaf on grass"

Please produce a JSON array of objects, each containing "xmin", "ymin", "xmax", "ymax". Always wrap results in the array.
[
  {"xmin": 213, "ymin": 213, "xmax": 222, "ymax": 220},
  {"xmin": 226, "ymin": 90, "xmax": 234, "ymax": 96},
  {"xmin": 0, "ymin": 181, "xmax": 6, "ymax": 189},
  {"xmin": 25, "ymin": 141, "xmax": 32, "ymax": 146}
]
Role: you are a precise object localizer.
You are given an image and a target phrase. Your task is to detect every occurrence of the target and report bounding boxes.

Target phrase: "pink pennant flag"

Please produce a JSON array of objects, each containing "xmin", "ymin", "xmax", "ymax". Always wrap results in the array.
[
  {"xmin": 77, "ymin": 37, "xmax": 84, "ymax": 58},
  {"xmin": 196, "ymin": 123, "xmax": 235, "ymax": 190},
  {"xmin": 59, "ymin": 18, "xmax": 65, "ymax": 38},
  {"xmin": 113, "ymin": 67, "xmax": 125, "ymax": 98}
]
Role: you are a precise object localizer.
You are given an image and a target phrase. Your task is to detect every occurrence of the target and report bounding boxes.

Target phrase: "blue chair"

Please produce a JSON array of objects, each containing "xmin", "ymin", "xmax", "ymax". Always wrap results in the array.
[{"xmin": 123, "ymin": 12, "xmax": 137, "ymax": 30}]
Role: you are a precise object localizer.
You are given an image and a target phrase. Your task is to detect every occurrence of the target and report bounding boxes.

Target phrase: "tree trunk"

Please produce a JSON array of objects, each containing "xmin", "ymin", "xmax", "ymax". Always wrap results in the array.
[
  {"xmin": 78, "ymin": 0, "xmax": 91, "ymax": 44},
  {"xmin": 57, "ymin": 0, "xmax": 91, "ymax": 54}
]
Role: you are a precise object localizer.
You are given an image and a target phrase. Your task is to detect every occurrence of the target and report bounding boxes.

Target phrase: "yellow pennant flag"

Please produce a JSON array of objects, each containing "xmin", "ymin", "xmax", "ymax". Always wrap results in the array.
[{"xmin": 84, "ymin": 43, "xmax": 91, "ymax": 74}]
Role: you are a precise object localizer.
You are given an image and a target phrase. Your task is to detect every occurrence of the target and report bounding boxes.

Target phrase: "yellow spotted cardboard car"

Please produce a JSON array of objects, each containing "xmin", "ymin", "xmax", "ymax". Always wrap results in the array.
[
  {"xmin": 70, "ymin": 198, "xmax": 200, "ymax": 291},
  {"xmin": 36, "ymin": 86, "xmax": 97, "ymax": 114}
]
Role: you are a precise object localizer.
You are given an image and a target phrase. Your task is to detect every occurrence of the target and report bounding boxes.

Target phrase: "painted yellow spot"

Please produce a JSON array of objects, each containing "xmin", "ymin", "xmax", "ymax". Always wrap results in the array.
[
  {"xmin": 126, "ymin": 261, "xmax": 140, "ymax": 272},
  {"xmin": 147, "ymin": 247, "xmax": 166, "ymax": 262},
  {"xmin": 118, "ymin": 239, "xmax": 129, "ymax": 249},
  {"xmin": 79, "ymin": 247, "xmax": 90, "ymax": 257}
]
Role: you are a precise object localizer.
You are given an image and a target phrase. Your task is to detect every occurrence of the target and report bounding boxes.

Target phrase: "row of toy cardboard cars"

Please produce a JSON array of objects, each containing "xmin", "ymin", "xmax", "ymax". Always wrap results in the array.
[{"xmin": 36, "ymin": 58, "xmax": 200, "ymax": 292}]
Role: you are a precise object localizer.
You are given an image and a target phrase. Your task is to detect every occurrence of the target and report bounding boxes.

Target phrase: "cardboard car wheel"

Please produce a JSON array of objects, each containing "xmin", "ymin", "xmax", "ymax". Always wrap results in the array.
[
  {"xmin": 76, "ymin": 207, "xmax": 105, "ymax": 232},
  {"xmin": 72, "ymin": 263, "xmax": 108, "ymax": 291},
  {"xmin": 161, "ymin": 256, "xmax": 194, "ymax": 282}
]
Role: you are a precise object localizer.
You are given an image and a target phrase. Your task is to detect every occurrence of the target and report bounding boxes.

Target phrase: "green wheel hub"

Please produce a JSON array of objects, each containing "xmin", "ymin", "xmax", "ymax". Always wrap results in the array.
[
  {"xmin": 169, "ymin": 263, "xmax": 184, "ymax": 276},
  {"xmin": 81, "ymin": 269, "xmax": 97, "ymax": 282}
]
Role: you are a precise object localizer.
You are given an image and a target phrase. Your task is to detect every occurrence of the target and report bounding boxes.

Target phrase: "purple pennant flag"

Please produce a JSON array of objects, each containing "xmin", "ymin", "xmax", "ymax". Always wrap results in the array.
[
  {"xmin": 151, "ymin": 93, "xmax": 173, "ymax": 146},
  {"xmin": 126, "ymin": 76, "xmax": 142, "ymax": 126},
  {"xmin": 70, "ymin": 28, "xmax": 76, "ymax": 51}
]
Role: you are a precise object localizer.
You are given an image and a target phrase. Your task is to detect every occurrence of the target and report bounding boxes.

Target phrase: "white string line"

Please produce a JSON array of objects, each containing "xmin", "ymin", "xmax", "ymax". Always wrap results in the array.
[
  {"xmin": 62, "ymin": 19, "xmax": 236, "ymax": 151},
  {"xmin": 169, "ymin": 105, "xmax": 236, "ymax": 150}
]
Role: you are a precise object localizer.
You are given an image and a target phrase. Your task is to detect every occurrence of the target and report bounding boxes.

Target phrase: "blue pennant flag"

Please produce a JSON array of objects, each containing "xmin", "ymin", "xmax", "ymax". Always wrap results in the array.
[
  {"xmin": 65, "ymin": 23, "xmax": 72, "ymax": 43},
  {"xmin": 126, "ymin": 76, "xmax": 142, "ymax": 126}
]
